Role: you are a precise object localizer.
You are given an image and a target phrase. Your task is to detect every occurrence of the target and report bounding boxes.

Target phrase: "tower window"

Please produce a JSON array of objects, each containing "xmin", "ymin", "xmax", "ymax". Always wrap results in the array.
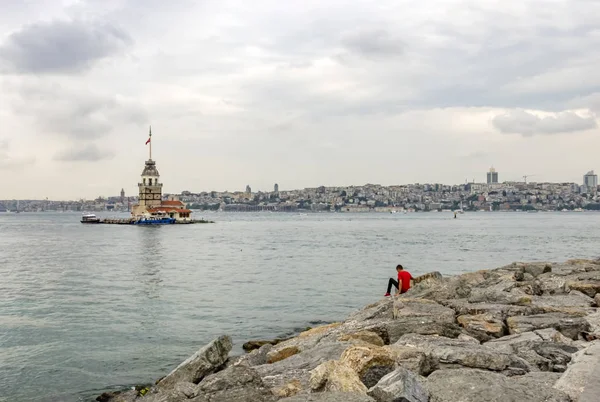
[
  {"xmin": 149, "ymin": 178, "xmax": 153, "ymax": 185},
  {"xmin": 143, "ymin": 178, "xmax": 146, "ymax": 185}
]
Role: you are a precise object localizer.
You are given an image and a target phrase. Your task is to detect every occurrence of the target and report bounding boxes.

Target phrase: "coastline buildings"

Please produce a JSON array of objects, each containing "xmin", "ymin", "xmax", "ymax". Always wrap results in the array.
[
  {"xmin": 4, "ymin": 179, "xmax": 600, "ymax": 213},
  {"xmin": 130, "ymin": 129, "xmax": 192, "ymax": 221}
]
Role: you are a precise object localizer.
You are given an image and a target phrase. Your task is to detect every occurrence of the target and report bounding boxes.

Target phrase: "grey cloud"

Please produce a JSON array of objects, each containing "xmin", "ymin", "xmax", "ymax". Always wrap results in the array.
[
  {"xmin": 54, "ymin": 144, "xmax": 115, "ymax": 162},
  {"xmin": 463, "ymin": 151, "xmax": 489, "ymax": 159},
  {"xmin": 341, "ymin": 29, "xmax": 405, "ymax": 58},
  {"xmin": 491, "ymin": 109, "xmax": 597, "ymax": 136},
  {"xmin": 0, "ymin": 140, "xmax": 35, "ymax": 170},
  {"xmin": 0, "ymin": 19, "xmax": 132, "ymax": 74},
  {"xmin": 6, "ymin": 81, "xmax": 147, "ymax": 140}
]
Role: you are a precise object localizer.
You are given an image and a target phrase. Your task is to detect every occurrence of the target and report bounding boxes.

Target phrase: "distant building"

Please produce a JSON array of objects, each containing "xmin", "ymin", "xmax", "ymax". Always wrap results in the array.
[
  {"xmin": 245, "ymin": 185, "xmax": 252, "ymax": 194},
  {"xmin": 584, "ymin": 170, "xmax": 598, "ymax": 192},
  {"xmin": 274, "ymin": 183, "xmax": 279, "ymax": 193},
  {"xmin": 120, "ymin": 188, "xmax": 125, "ymax": 203},
  {"xmin": 487, "ymin": 167, "xmax": 499, "ymax": 184}
]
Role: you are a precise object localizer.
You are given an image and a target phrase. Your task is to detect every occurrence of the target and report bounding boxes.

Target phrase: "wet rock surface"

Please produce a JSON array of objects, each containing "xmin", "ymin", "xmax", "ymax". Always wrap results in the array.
[{"xmin": 97, "ymin": 259, "xmax": 600, "ymax": 402}]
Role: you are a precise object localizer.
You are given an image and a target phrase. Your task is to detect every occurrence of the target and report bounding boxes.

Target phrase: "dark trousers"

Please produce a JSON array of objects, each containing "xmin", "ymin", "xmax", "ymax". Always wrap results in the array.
[{"xmin": 387, "ymin": 278, "xmax": 406, "ymax": 294}]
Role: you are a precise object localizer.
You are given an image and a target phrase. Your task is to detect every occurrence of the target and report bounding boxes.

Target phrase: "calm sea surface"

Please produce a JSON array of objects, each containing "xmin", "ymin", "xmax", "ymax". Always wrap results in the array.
[{"xmin": 1, "ymin": 211, "xmax": 599, "ymax": 401}]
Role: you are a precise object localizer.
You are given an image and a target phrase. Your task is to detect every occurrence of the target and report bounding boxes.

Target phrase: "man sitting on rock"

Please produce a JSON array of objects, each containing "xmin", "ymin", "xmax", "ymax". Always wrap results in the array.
[{"xmin": 384, "ymin": 264, "xmax": 413, "ymax": 296}]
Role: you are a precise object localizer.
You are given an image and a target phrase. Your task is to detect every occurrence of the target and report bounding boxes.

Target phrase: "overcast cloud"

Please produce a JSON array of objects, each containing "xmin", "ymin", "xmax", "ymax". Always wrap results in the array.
[{"xmin": 0, "ymin": 0, "xmax": 599, "ymax": 199}]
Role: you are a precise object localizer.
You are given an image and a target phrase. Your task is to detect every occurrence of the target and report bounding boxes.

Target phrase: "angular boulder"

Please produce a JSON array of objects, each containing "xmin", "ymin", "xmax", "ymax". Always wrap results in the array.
[
  {"xmin": 267, "ymin": 346, "xmax": 301, "ymax": 364},
  {"xmin": 256, "ymin": 342, "xmax": 352, "ymax": 377},
  {"xmin": 196, "ymin": 365, "xmax": 275, "ymax": 402},
  {"xmin": 279, "ymin": 392, "xmax": 376, "ymax": 402},
  {"xmin": 565, "ymin": 280, "xmax": 600, "ymax": 298},
  {"xmin": 442, "ymin": 299, "xmax": 540, "ymax": 319},
  {"xmin": 484, "ymin": 329, "xmax": 580, "ymax": 372},
  {"xmin": 265, "ymin": 323, "xmax": 343, "ymax": 363},
  {"xmin": 255, "ymin": 342, "xmax": 353, "ymax": 395},
  {"xmin": 426, "ymin": 368, "xmax": 571, "ymax": 402},
  {"xmin": 157, "ymin": 335, "xmax": 232, "ymax": 388},
  {"xmin": 142, "ymin": 382, "xmax": 199, "ymax": 402},
  {"xmin": 377, "ymin": 299, "xmax": 459, "ymax": 343},
  {"xmin": 243, "ymin": 338, "xmax": 290, "ymax": 352},
  {"xmin": 234, "ymin": 343, "xmax": 273, "ymax": 367},
  {"xmin": 310, "ymin": 360, "xmax": 368, "ymax": 394},
  {"xmin": 507, "ymin": 313, "xmax": 590, "ymax": 339},
  {"xmin": 367, "ymin": 367, "xmax": 429, "ymax": 402},
  {"xmin": 457, "ymin": 313, "xmax": 506, "ymax": 341},
  {"xmin": 394, "ymin": 334, "xmax": 530, "ymax": 373},
  {"xmin": 272, "ymin": 379, "xmax": 302, "ymax": 398},
  {"xmin": 554, "ymin": 341, "xmax": 600, "ymax": 401},
  {"xmin": 383, "ymin": 345, "xmax": 438, "ymax": 376},
  {"xmin": 338, "ymin": 331, "xmax": 385, "ymax": 347},
  {"xmin": 339, "ymin": 344, "xmax": 397, "ymax": 388}
]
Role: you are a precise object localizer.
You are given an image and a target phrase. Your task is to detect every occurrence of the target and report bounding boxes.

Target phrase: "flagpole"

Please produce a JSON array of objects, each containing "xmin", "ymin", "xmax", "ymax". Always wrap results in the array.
[{"xmin": 149, "ymin": 126, "xmax": 152, "ymax": 160}]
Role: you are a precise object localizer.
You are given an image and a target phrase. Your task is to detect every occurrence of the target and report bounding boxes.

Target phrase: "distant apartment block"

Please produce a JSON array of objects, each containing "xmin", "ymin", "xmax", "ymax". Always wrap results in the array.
[
  {"xmin": 487, "ymin": 167, "xmax": 499, "ymax": 184},
  {"xmin": 584, "ymin": 170, "xmax": 598, "ymax": 189}
]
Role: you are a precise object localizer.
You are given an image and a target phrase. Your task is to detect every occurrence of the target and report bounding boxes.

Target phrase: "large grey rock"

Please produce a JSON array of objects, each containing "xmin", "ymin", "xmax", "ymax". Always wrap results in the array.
[
  {"xmin": 507, "ymin": 313, "xmax": 591, "ymax": 339},
  {"xmin": 441, "ymin": 300, "xmax": 540, "ymax": 319},
  {"xmin": 95, "ymin": 390, "xmax": 139, "ymax": 402},
  {"xmin": 522, "ymin": 263, "xmax": 553, "ymax": 278},
  {"xmin": 554, "ymin": 341, "xmax": 600, "ymax": 401},
  {"xmin": 338, "ymin": 299, "xmax": 460, "ymax": 345},
  {"xmin": 255, "ymin": 342, "xmax": 352, "ymax": 379},
  {"xmin": 196, "ymin": 365, "xmax": 276, "ymax": 402},
  {"xmin": 484, "ymin": 329, "xmax": 580, "ymax": 372},
  {"xmin": 309, "ymin": 360, "xmax": 367, "ymax": 394},
  {"xmin": 142, "ymin": 382, "xmax": 199, "ymax": 402},
  {"xmin": 279, "ymin": 392, "xmax": 375, "ymax": 401},
  {"xmin": 367, "ymin": 367, "xmax": 429, "ymax": 402},
  {"xmin": 538, "ymin": 264, "xmax": 600, "ymax": 295},
  {"xmin": 426, "ymin": 368, "xmax": 571, "ymax": 402},
  {"xmin": 234, "ymin": 344, "xmax": 273, "ymax": 367},
  {"xmin": 516, "ymin": 371, "xmax": 562, "ymax": 388},
  {"xmin": 394, "ymin": 334, "xmax": 530, "ymax": 373},
  {"xmin": 456, "ymin": 313, "xmax": 506, "ymax": 342},
  {"xmin": 157, "ymin": 335, "xmax": 232, "ymax": 388},
  {"xmin": 405, "ymin": 271, "xmax": 489, "ymax": 302}
]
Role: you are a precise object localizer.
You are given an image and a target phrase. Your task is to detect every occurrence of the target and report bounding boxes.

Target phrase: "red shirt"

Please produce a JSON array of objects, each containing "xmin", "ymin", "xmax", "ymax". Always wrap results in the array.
[{"xmin": 397, "ymin": 270, "xmax": 413, "ymax": 292}]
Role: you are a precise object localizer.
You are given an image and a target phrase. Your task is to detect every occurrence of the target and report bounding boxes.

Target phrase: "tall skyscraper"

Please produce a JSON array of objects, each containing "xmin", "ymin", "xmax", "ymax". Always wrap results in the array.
[
  {"xmin": 487, "ymin": 167, "xmax": 499, "ymax": 184},
  {"xmin": 584, "ymin": 170, "xmax": 598, "ymax": 191},
  {"xmin": 274, "ymin": 183, "xmax": 279, "ymax": 193}
]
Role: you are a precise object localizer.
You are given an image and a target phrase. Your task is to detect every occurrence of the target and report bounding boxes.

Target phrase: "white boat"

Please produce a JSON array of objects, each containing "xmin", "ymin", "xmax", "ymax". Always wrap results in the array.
[{"xmin": 81, "ymin": 213, "xmax": 101, "ymax": 223}]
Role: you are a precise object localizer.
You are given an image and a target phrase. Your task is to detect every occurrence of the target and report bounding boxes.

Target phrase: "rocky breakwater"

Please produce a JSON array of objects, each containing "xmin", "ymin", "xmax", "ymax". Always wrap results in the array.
[{"xmin": 98, "ymin": 259, "xmax": 600, "ymax": 402}]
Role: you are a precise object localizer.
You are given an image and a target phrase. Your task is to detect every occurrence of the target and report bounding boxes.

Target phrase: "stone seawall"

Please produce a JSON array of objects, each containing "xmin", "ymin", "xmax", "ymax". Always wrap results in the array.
[{"xmin": 98, "ymin": 259, "xmax": 600, "ymax": 402}]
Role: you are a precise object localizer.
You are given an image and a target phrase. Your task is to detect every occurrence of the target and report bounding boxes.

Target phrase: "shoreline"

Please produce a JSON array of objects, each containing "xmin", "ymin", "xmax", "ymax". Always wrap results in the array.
[{"xmin": 98, "ymin": 259, "xmax": 600, "ymax": 402}]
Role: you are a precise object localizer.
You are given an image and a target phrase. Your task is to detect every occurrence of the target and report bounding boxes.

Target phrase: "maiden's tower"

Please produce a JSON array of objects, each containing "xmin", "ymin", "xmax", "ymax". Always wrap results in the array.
[{"xmin": 131, "ymin": 128, "xmax": 192, "ymax": 221}]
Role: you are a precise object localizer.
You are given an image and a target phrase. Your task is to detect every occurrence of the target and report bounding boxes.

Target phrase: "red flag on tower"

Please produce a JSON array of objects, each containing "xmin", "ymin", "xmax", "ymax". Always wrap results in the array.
[{"xmin": 145, "ymin": 126, "xmax": 152, "ymax": 145}]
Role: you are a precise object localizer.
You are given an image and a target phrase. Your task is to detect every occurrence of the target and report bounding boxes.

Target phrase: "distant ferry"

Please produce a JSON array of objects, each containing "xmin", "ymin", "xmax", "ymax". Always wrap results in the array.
[{"xmin": 81, "ymin": 213, "xmax": 101, "ymax": 223}]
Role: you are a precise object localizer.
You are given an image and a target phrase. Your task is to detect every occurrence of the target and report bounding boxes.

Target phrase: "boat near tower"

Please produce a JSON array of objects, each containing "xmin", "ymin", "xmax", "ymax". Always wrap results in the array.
[{"xmin": 81, "ymin": 127, "xmax": 211, "ymax": 225}]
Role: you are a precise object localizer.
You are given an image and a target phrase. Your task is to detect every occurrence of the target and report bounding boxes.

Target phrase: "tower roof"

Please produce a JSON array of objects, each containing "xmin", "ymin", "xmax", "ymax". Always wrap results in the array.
[{"xmin": 142, "ymin": 159, "xmax": 160, "ymax": 177}]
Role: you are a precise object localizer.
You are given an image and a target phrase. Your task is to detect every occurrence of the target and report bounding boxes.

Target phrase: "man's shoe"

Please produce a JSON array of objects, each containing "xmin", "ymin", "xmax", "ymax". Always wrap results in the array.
[{"xmin": 384, "ymin": 293, "xmax": 391, "ymax": 297}]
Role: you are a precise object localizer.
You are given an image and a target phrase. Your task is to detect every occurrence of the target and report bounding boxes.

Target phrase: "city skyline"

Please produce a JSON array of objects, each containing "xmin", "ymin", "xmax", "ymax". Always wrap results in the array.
[
  {"xmin": 1, "ymin": 1, "xmax": 600, "ymax": 199},
  {"xmin": 2, "ymin": 168, "xmax": 599, "ymax": 202}
]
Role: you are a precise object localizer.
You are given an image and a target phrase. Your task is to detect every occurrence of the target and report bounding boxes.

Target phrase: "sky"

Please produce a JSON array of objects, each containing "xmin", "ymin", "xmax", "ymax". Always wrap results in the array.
[{"xmin": 1, "ymin": 0, "xmax": 599, "ymax": 200}]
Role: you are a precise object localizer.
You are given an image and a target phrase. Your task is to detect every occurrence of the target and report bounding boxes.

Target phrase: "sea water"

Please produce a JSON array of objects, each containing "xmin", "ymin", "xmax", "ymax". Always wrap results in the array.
[{"xmin": 1, "ymin": 211, "xmax": 599, "ymax": 401}]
